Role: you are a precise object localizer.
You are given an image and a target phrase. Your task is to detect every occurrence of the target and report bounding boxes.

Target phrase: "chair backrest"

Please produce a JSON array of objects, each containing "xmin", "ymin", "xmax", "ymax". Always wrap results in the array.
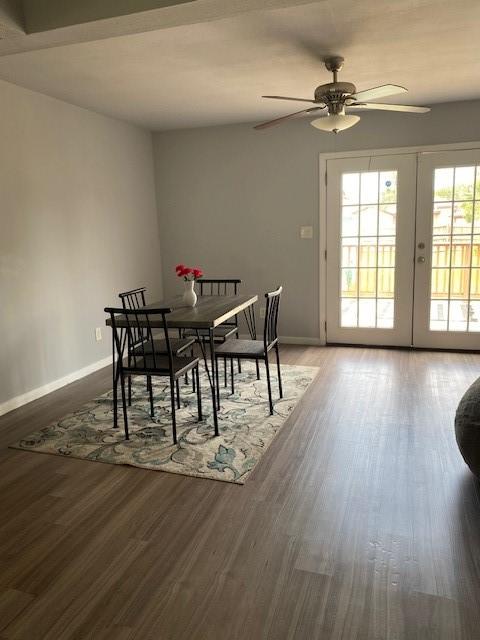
[
  {"xmin": 263, "ymin": 286, "xmax": 282, "ymax": 349},
  {"xmin": 198, "ymin": 279, "xmax": 242, "ymax": 327},
  {"xmin": 119, "ymin": 287, "xmax": 147, "ymax": 310},
  {"xmin": 197, "ymin": 279, "xmax": 241, "ymax": 296},
  {"xmin": 118, "ymin": 287, "xmax": 148, "ymax": 345},
  {"xmin": 105, "ymin": 307, "xmax": 173, "ymax": 374}
]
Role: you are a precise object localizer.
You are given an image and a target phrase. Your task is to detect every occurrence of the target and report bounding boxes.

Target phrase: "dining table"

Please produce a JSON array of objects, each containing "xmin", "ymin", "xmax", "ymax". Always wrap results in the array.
[{"xmin": 105, "ymin": 293, "xmax": 258, "ymax": 434}]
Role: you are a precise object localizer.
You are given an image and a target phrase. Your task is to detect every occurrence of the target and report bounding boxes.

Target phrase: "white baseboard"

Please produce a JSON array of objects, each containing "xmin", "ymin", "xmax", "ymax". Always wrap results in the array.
[
  {"xmin": 239, "ymin": 334, "xmax": 323, "ymax": 346},
  {"xmin": 279, "ymin": 336, "xmax": 324, "ymax": 346},
  {"xmin": 0, "ymin": 355, "xmax": 112, "ymax": 418},
  {"xmin": 0, "ymin": 335, "xmax": 324, "ymax": 418}
]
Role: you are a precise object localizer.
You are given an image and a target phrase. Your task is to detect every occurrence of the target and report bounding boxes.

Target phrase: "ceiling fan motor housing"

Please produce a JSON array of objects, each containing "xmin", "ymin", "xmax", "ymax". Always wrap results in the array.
[
  {"xmin": 314, "ymin": 82, "xmax": 357, "ymax": 116},
  {"xmin": 314, "ymin": 81, "xmax": 356, "ymax": 103}
]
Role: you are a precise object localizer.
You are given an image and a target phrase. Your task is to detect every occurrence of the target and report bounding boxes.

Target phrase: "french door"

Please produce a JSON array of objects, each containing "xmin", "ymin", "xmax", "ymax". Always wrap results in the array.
[
  {"xmin": 326, "ymin": 154, "xmax": 416, "ymax": 346},
  {"xmin": 325, "ymin": 148, "xmax": 480, "ymax": 350}
]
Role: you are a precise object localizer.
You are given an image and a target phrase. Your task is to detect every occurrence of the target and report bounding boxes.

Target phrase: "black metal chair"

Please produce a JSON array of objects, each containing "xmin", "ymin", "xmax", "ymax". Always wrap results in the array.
[
  {"xmin": 183, "ymin": 279, "xmax": 243, "ymax": 383},
  {"xmin": 119, "ymin": 287, "xmax": 195, "ymax": 356},
  {"xmin": 214, "ymin": 286, "xmax": 283, "ymax": 415},
  {"xmin": 119, "ymin": 287, "xmax": 196, "ymax": 404},
  {"xmin": 106, "ymin": 307, "xmax": 202, "ymax": 444},
  {"xmin": 182, "ymin": 279, "xmax": 242, "ymax": 343}
]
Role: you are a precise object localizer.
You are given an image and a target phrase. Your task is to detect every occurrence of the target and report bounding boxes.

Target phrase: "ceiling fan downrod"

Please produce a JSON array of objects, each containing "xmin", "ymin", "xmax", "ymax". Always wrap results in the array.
[{"xmin": 324, "ymin": 55, "xmax": 344, "ymax": 83}]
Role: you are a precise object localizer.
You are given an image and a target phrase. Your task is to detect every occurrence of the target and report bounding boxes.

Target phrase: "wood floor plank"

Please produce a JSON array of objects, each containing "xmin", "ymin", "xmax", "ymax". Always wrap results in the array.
[
  {"xmin": 1, "ymin": 346, "xmax": 480, "ymax": 638},
  {"xmin": 0, "ymin": 590, "xmax": 35, "ymax": 635}
]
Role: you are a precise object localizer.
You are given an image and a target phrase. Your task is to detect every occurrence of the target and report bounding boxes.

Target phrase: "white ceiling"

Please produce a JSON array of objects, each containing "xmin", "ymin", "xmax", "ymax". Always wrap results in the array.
[{"xmin": 0, "ymin": 0, "xmax": 479, "ymax": 130}]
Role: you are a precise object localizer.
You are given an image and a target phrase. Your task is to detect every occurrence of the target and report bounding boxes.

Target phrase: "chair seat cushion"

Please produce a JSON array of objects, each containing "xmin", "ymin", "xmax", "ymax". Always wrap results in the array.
[
  {"xmin": 127, "ymin": 355, "xmax": 199, "ymax": 377},
  {"xmin": 183, "ymin": 326, "xmax": 238, "ymax": 340},
  {"xmin": 215, "ymin": 339, "xmax": 265, "ymax": 358},
  {"xmin": 132, "ymin": 337, "xmax": 194, "ymax": 356}
]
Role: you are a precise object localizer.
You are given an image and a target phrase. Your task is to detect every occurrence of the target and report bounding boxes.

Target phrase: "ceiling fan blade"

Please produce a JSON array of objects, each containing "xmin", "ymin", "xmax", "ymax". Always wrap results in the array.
[
  {"xmin": 254, "ymin": 106, "xmax": 324, "ymax": 130},
  {"xmin": 353, "ymin": 84, "xmax": 407, "ymax": 102},
  {"xmin": 349, "ymin": 102, "xmax": 430, "ymax": 113},
  {"xmin": 262, "ymin": 95, "xmax": 316, "ymax": 103}
]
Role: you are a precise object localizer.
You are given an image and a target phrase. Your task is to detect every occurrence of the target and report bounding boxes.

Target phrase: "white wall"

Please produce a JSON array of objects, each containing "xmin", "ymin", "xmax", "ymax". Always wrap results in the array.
[
  {"xmin": 0, "ymin": 79, "xmax": 162, "ymax": 409},
  {"xmin": 153, "ymin": 100, "xmax": 480, "ymax": 340}
]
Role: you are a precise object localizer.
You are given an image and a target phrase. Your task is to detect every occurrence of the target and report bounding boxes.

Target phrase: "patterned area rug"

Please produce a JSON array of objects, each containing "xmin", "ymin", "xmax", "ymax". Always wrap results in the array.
[{"xmin": 10, "ymin": 362, "xmax": 318, "ymax": 484}]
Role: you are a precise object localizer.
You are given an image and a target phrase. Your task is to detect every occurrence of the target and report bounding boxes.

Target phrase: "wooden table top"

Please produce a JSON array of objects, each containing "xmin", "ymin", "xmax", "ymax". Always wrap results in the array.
[{"xmin": 105, "ymin": 294, "xmax": 258, "ymax": 329}]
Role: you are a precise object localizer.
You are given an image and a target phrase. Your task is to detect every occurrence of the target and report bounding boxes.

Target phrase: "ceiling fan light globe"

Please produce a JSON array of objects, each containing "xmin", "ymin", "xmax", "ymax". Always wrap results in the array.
[{"xmin": 311, "ymin": 113, "xmax": 360, "ymax": 133}]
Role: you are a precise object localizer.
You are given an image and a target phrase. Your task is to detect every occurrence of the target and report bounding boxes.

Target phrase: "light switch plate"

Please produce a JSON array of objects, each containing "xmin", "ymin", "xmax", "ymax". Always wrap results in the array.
[
  {"xmin": 95, "ymin": 327, "xmax": 102, "ymax": 342},
  {"xmin": 300, "ymin": 225, "xmax": 313, "ymax": 239}
]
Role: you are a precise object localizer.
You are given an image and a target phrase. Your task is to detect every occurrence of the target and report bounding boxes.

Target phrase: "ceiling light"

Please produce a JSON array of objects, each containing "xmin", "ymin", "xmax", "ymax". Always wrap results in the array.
[{"xmin": 310, "ymin": 113, "xmax": 360, "ymax": 134}]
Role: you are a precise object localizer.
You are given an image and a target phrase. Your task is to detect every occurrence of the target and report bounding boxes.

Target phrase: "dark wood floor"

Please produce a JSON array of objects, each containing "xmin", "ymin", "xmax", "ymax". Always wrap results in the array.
[{"xmin": 1, "ymin": 346, "xmax": 480, "ymax": 639}]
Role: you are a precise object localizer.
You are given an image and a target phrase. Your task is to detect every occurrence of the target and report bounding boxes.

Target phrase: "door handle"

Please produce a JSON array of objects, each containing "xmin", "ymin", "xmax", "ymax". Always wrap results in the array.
[{"xmin": 417, "ymin": 256, "xmax": 425, "ymax": 263}]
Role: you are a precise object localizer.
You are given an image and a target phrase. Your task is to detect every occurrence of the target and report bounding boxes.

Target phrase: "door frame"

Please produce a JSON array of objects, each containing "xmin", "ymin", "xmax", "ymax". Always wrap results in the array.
[{"xmin": 319, "ymin": 140, "xmax": 480, "ymax": 346}]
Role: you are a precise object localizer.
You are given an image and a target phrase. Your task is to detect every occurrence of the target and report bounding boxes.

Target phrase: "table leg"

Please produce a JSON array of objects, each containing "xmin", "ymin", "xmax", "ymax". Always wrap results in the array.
[
  {"xmin": 244, "ymin": 305, "xmax": 257, "ymax": 339},
  {"xmin": 112, "ymin": 328, "xmax": 126, "ymax": 429},
  {"xmin": 112, "ymin": 329, "xmax": 118, "ymax": 428},
  {"xmin": 209, "ymin": 328, "xmax": 219, "ymax": 436},
  {"xmin": 195, "ymin": 331, "xmax": 213, "ymax": 388}
]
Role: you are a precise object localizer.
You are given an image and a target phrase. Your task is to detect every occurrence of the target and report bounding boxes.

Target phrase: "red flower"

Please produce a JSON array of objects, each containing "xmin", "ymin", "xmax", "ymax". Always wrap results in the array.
[{"xmin": 176, "ymin": 264, "xmax": 202, "ymax": 279}]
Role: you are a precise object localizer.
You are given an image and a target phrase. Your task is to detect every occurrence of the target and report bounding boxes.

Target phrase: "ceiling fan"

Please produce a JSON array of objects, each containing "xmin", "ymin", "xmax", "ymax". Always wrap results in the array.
[{"xmin": 254, "ymin": 56, "xmax": 430, "ymax": 133}]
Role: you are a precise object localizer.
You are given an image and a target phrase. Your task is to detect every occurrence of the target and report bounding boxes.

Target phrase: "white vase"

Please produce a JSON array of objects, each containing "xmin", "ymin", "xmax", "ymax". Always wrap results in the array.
[{"xmin": 183, "ymin": 280, "xmax": 197, "ymax": 307}]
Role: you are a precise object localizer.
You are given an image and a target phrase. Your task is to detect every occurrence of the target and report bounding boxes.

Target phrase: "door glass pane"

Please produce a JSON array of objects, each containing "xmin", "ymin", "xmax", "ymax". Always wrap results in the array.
[
  {"xmin": 452, "ymin": 202, "xmax": 473, "ymax": 234},
  {"xmin": 377, "ymin": 299, "xmax": 394, "ymax": 328},
  {"xmin": 358, "ymin": 299, "xmax": 376, "ymax": 327},
  {"xmin": 359, "ymin": 237, "xmax": 377, "ymax": 267},
  {"xmin": 434, "ymin": 168, "xmax": 454, "ymax": 201},
  {"xmin": 341, "ymin": 298, "xmax": 357, "ymax": 327},
  {"xmin": 341, "ymin": 238, "xmax": 358, "ymax": 267},
  {"xmin": 360, "ymin": 206, "xmax": 377, "ymax": 236},
  {"xmin": 433, "ymin": 202, "xmax": 452, "ymax": 234},
  {"xmin": 341, "ymin": 268, "xmax": 357, "ymax": 297},
  {"xmin": 360, "ymin": 173, "xmax": 379, "ymax": 204},
  {"xmin": 342, "ymin": 173, "xmax": 360, "ymax": 205},
  {"xmin": 472, "ymin": 238, "xmax": 480, "ymax": 266},
  {"xmin": 378, "ymin": 237, "xmax": 396, "ymax": 267},
  {"xmin": 430, "ymin": 300, "xmax": 448, "ymax": 331},
  {"xmin": 341, "ymin": 206, "xmax": 359, "ymax": 236},
  {"xmin": 448, "ymin": 301, "xmax": 468, "ymax": 331},
  {"xmin": 468, "ymin": 301, "xmax": 480, "ymax": 330},
  {"xmin": 429, "ymin": 165, "xmax": 480, "ymax": 331},
  {"xmin": 340, "ymin": 171, "xmax": 397, "ymax": 328},
  {"xmin": 359, "ymin": 268, "xmax": 377, "ymax": 297},
  {"xmin": 454, "ymin": 166, "xmax": 475, "ymax": 200},
  {"xmin": 378, "ymin": 269, "xmax": 395, "ymax": 298},
  {"xmin": 473, "ymin": 212, "xmax": 480, "ymax": 233},
  {"xmin": 379, "ymin": 205, "xmax": 396, "ymax": 235},
  {"xmin": 379, "ymin": 172, "xmax": 397, "ymax": 203}
]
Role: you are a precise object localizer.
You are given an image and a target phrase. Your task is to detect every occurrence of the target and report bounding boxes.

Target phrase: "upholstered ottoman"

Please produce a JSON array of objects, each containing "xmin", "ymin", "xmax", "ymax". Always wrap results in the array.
[{"xmin": 455, "ymin": 377, "xmax": 480, "ymax": 479}]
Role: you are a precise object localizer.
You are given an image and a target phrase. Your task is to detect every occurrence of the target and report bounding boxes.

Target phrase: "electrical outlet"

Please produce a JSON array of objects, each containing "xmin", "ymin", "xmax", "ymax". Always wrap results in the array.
[
  {"xmin": 95, "ymin": 327, "xmax": 102, "ymax": 342},
  {"xmin": 300, "ymin": 225, "xmax": 313, "ymax": 239},
  {"xmin": 260, "ymin": 307, "xmax": 266, "ymax": 319}
]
